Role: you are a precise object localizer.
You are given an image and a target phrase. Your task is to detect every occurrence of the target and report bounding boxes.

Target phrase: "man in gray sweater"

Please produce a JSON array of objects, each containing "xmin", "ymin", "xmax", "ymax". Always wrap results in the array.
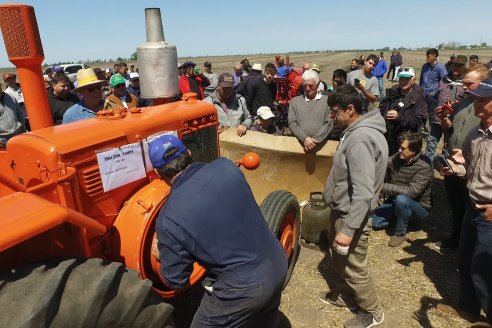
[
  {"xmin": 288, "ymin": 69, "xmax": 333, "ymax": 152},
  {"xmin": 320, "ymin": 84, "xmax": 388, "ymax": 328}
]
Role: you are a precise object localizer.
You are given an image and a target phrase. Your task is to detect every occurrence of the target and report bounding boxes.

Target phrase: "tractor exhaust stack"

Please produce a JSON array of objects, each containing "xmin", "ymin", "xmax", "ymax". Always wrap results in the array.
[{"xmin": 0, "ymin": 4, "xmax": 53, "ymax": 131}]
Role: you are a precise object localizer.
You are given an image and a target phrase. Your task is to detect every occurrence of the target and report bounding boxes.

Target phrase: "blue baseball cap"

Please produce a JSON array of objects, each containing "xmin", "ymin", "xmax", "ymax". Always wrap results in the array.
[
  {"xmin": 148, "ymin": 135, "xmax": 187, "ymax": 168},
  {"xmin": 52, "ymin": 65, "xmax": 64, "ymax": 73}
]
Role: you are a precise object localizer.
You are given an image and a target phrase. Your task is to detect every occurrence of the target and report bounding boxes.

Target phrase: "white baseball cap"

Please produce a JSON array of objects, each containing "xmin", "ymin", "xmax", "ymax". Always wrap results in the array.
[
  {"xmin": 257, "ymin": 106, "xmax": 275, "ymax": 120},
  {"xmin": 398, "ymin": 67, "xmax": 415, "ymax": 78}
]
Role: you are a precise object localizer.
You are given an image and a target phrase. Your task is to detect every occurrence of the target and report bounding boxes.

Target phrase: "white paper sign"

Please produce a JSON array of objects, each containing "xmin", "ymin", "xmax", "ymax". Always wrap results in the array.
[{"xmin": 97, "ymin": 143, "xmax": 146, "ymax": 192}]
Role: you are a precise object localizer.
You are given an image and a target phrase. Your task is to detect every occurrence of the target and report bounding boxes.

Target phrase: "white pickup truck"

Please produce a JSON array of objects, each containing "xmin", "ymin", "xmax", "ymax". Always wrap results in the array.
[{"xmin": 43, "ymin": 63, "xmax": 89, "ymax": 83}]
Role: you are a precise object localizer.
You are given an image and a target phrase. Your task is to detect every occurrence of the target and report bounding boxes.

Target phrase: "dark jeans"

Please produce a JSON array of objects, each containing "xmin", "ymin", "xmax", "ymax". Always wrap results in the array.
[
  {"xmin": 387, "ymin": 64, "xmax": 396, "ymax": 80},
  {"xmin": 372, "ymin": 194, "xmax": 429, "ymax": 236},
  {"xmin": 458, "ymin": 203, "xmax": 492, "ymax": 322},
  {"xmin": 444, "ymin": 175, "xmax": 469, "ymax": 243},
  {"xmin": 425, "ymin": 123, "xmax": 443, "ymax": 164},
  {"xmin": 424, "ymin": 95, "xmax": 439, "ymax": 159},
  {"xmin": 191, "ymin": 281, "xmax": 283, "ymax": 327}
]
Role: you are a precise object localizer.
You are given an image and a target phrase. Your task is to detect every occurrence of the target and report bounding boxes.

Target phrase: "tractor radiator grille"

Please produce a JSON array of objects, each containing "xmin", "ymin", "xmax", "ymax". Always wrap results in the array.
[
  {"xmin": 80, "ymin": 166, "xmax": 103, "ymax": 197},
  {"xmin": 182, "ymin": 126, "xmax": 218, "ymax": 163}
]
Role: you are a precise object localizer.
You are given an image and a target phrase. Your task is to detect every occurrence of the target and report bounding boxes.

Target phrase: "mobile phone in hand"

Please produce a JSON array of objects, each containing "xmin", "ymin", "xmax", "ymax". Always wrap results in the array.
[{"xmin": 437, "ymin": 155, "xmax": 454, "ymax": 173}]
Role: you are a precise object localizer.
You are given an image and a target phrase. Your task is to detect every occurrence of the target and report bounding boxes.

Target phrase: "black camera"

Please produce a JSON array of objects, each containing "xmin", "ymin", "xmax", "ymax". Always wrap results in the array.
[{"xmin": 354, "ymin": 78, "xmax": 360, "ymax": 85}]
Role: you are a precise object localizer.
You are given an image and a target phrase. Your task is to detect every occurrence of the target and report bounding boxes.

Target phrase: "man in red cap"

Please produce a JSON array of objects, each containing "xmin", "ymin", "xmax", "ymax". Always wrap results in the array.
[
  {"xmin": 3, "ymin": 73, "xmax": 27, "ymax": 127},
  {"xmin": 0, "ymin": 87, "xmax": 25, "ymax": 146}
]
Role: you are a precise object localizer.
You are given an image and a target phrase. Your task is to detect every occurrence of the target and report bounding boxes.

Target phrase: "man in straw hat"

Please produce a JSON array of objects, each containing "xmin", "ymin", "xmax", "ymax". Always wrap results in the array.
[{"xmin": 62, "ymin": 68, "xmax": 106, "ymax": 124}]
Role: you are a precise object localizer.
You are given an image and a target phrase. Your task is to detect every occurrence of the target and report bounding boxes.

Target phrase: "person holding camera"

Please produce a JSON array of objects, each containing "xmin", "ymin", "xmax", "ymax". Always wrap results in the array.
[
  {"xmin": 379, "ymin": 67, "xmax": 427, "ymax": 155},
  {"xmin": 436, "ymin": 76, "xmax": 492, "ymax": 326},
  {"xmin": 347, "ymin": 54, "xmax": 380, "ymax": 112},
  {"xmin": 432, "ymin": 63, "xmax": 488, "ymax": 251}
]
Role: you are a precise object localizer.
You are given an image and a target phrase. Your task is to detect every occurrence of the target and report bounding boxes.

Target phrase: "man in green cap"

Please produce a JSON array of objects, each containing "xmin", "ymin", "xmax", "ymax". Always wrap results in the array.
[{"xmin": 104, "ymin": 74, "xmax": 138, "ymax": 110}]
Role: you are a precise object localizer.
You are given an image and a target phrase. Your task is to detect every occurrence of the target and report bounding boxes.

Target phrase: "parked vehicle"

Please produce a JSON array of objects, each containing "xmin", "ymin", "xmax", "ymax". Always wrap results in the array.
[{"xmin": 43, "ymin": 63, "xmax": 89, "ymax": 83}]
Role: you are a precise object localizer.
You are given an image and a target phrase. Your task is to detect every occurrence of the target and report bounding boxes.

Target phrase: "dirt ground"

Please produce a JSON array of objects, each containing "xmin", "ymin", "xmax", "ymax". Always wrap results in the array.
[{"xmin": 280, "ymin": 177, "xmax": 467, "ymax": 328}]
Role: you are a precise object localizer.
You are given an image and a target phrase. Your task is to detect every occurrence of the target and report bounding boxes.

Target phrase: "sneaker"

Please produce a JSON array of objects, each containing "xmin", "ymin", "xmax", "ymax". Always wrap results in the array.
[
  {"xmin": 319, "ymin": 291, "xmax": 359, "ymax": 312},
  {"xmin": 433, "ymin": 238, "xmax": 459, "ymax": 251},
  {"xmin": 388, "ymin": 234, "xmax": 406, "ymax": 247},
  {"xmin": 435, "ymin": 302, "xmax": 480, "ymax": 322},
  {"xmin": 344, "ymin": 310, "xmax": 384, "ymax": 328}
]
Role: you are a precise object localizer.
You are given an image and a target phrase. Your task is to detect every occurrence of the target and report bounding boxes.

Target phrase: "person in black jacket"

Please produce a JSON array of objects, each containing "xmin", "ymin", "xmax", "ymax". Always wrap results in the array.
[
  {"xmin": 48, "ymin": 73, "xmax": 80, "ymax": 125},
  {"xmin": 371, "ymin": 132, "xmax": 433, "ymax": 247},
  {"xmin": 246, "ymin": 63, "xmax": 277, "ymax": 116},
  {"xmin": 148, "ymin": 134, "xmax": 288, "ymax": 327},
  {"xmin": 379, "ymin": 67, "xmax": 427, "ymax": 155}
]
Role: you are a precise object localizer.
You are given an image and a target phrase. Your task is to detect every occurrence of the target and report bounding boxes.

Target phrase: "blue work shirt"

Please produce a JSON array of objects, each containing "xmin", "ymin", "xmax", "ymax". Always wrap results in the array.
[
  {"xmin": 372, "ymin": 59, "xmax": 387, "ymax": 78},
  {"xmin": 419, "ymin": 62, "xmax": 447, "ymax": 98},
  {"xmin": 62, "ymin": 98, "xmax": 103, "ymax": 124},
  {"xmin": 156, "ymin": 158, "xmax": 287, "ymax": 290}
]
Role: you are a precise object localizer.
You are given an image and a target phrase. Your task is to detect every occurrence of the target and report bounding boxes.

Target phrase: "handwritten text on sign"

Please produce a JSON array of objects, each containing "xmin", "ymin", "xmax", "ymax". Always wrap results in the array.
[{"xmin": 96, "ymin": 143, "xmax": 146, "ymax": 192}]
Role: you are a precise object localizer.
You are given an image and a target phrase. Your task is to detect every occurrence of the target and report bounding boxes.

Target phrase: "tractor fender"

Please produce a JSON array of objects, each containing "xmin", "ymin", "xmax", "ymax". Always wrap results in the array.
[{"xmin": 113, "ymin": 179, "xmax": 205, "ymax": 298}]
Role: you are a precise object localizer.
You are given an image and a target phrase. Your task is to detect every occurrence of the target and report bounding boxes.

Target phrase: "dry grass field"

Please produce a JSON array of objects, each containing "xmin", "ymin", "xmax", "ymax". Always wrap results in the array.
[{"xmin": 2, "ymin": 49, "xmax": 492, "ymax": 327}]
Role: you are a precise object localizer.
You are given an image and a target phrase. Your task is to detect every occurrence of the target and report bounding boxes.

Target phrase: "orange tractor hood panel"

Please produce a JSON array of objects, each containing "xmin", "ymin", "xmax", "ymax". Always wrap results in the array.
[
  {"xmin": 31, "ymin": 100, "xmax": 217, "ymax": 158},
  {"xmin": 0, "ymin": 192, "xmax": 106, "ymax": 251}
]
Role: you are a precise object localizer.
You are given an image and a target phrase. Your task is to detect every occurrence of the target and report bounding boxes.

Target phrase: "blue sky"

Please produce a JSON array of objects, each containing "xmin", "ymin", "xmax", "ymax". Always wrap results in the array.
[{"xmin": 0, "ymin": 0, "xmax": 489, "ymax": 67}]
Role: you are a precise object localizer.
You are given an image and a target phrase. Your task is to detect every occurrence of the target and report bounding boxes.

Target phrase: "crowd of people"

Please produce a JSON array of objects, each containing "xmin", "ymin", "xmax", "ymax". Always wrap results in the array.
[
  {"xmin": 0, "ymin": 49, "xmax": 491, "ymax": 327},
  {"xmin": 173, "ymin": 51, "xmax": 492, "ymax": 327}
]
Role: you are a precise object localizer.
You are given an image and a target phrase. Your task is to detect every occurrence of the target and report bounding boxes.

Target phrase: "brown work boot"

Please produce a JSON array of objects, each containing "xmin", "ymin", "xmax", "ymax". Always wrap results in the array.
[
  {"xmin": 388, "ymin": 234, "xmax": 406, "ymax": 247},
  {"xmin": 436, "ymin": 302, "xmax": 480, "ymax": 322},
  {"xmin": 469, "ymin": 321, "xmax": 492, "ymax": 328}
]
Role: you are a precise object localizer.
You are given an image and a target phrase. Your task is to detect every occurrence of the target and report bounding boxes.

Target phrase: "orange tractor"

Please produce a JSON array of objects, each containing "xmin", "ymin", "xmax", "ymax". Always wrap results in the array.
[{"xmin": 0, "ymin": 5, "xmax": 300, "ymax": 327}]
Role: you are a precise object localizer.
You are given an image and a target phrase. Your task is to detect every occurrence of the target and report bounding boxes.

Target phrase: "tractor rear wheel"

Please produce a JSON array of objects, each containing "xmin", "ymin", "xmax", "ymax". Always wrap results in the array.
[
  {"xmin": 0, "ymin": 258, "xmax": 175, "ymax": 328},
  {"xmin": 260, "ymin": 190, "xmax": 301, "ymax": 288}
]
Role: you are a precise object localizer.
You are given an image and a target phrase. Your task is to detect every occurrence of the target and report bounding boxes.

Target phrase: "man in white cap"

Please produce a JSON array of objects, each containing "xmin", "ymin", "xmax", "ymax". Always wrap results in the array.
[
  {"xmin": 249, "ymin": 106, "xmax": 281, "ymax": 135},
  {"xmin": 148, "ymin": 134, "xmax": 287, "ymax": 327},
  {"xmin": 62, "ymin": 68, "xmax": 106, "ymax": 124},
  {"xmin": 379, "ymin": 67, "xmax": 427, "ymax": 155},
  {"xmin": 126, "ymin": 72, "xmax": 150, "ymax": 107},
  {"xmin": 205, "ymin": 72, "xmax": 251, "ymax": 136}
]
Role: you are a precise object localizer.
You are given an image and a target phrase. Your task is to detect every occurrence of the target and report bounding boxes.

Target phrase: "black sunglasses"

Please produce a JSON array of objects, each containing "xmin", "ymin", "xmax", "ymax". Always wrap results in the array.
[{"xmin": 85, "ymin": 85, "xmax": 103, "ymax": 92}]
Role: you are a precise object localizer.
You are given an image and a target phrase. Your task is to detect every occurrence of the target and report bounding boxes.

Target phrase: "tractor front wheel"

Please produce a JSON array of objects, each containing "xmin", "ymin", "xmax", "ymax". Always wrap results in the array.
[
  {"xmin": 260, "ymin": 190, "xmax": 301, "ymax": 288},
  {"xmin": 0, "ymin": 258, "xmax": 175, "ymax": 328}
]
